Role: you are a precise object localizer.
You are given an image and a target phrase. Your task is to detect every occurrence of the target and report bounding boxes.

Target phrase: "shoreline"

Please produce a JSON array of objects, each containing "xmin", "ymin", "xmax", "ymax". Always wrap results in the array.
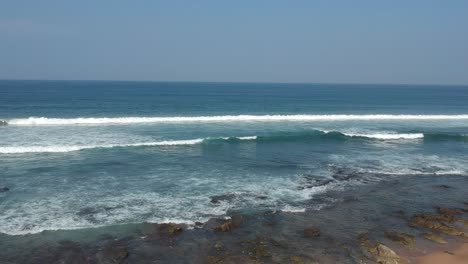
[{"xmin": 414, "ymin": 243, "xmax": 468, "ymax": 264}]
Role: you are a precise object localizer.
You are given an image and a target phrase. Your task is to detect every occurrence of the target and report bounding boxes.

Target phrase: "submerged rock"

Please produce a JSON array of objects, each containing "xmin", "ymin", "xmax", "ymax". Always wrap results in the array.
[
  {"xmin": 358, "ymin": 233, "xmax": 403, "ymax": 264},
  {"xmin": 384, "ymin": 230, "xmax": 415, "ymax": 248},
  {"xmin": 210, "ymin": 194, "xmax": 237, "ymax": 204},
  {"xmin": 95, "ymin": 243, "xmax": 128, "ymax": 264},
  {"xmin": 241, "ymin": 237, "xmax": 272, "ymax": 259},
  {"xmin": 0, "ymin": 187, "xmax": 9, "ymax": 192},
  {"xmin": 303, "ymin": 226, "xmax": 321, "ymax": 238},
  {"xmin": 157, "ymin": 223, "xmax": 184, "ymax": 236},
  {"xmin": 433, "ymin": 184, "xmax": 453, "ymax": 189},
  {"xmin": 409, "ymin": 214, "xmax": 467, "ymax": 237},
  {"xmin": 214, "ymin": 215, "xmax": 244, "ymax": 232},
  {"xmin": 436, "ymin": 207, "xmax": 462, "ymax": 220},
  {"xmin": 422, "ymin": 233, "xmax": 447, "ymax": 244}
]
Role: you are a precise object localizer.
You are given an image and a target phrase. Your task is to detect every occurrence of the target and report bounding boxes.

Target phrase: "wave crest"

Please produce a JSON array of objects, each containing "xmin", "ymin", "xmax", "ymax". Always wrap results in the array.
[{"xmin": 6, "ymin": 114, "xmax": 468, "ymax": 126}]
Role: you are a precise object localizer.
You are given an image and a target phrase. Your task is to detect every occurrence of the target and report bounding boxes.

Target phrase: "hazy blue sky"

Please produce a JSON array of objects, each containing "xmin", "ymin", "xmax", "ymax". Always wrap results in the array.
[{"xmin": 1, "ymin": 0, "xmax": 467, "ymax": 85}]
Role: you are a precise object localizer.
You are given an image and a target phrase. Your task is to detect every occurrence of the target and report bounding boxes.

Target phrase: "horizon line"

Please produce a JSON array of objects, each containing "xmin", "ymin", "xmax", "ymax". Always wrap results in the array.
[{"xmin": 1, "ymin": 78, "xmax": 468, "ymax": 87}]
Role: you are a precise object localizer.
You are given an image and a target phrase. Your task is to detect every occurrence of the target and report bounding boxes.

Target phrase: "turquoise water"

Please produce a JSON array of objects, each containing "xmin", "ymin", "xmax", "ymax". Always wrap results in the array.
[{"xmin": 1, "ymin": 80, "xmax": 468, "ymax": 235}]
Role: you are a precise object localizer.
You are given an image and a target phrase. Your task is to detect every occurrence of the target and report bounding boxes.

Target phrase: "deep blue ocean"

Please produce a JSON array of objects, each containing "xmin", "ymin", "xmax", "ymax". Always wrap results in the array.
[{"xmin": 1, "ymin": 80, "xmax": 468, "ymax": 236}]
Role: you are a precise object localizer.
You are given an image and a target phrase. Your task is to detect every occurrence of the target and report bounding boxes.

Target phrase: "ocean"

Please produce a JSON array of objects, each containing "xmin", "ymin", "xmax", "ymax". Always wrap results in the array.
[{"xmin": 1, "ymin": 80, "xmax": 468, "ymax": 263}]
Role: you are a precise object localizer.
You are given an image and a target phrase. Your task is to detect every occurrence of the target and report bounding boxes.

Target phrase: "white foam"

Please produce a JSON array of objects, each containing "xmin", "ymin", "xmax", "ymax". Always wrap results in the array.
[
  {"xmin": 280, "ymin": 205, "xmax": 306, "ymax": 213},
  {"xmin": 343, "ymin": 133, "xmax": 424, "ymax": 140},
  {"xmin": 0, "ymin": 136, "xmax": 258, "ymax": 154},
  {"xmin": 0, "ymin": 139, "xmax": 204, "ymax": 154},
  {"xmin": 237, "ymin": 136, "xmax": 258, "ymax": 140},
  {"xmin": 7, "ymin": 114, "xmax": 468, "ymax": 126}
]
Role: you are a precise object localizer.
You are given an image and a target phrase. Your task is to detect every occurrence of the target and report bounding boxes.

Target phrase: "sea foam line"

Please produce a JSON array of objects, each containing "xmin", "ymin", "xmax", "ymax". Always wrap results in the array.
[
  {"xmin": 0, "ymin": 137, "xmax": 257, "ymax": 154},
  {"xmin": 343, "ymin": 132, "xmax": 424, "ymax": 140},
  {"xmin": 5, "ymin": 114, "xmax": 468, "ymax": 125}
]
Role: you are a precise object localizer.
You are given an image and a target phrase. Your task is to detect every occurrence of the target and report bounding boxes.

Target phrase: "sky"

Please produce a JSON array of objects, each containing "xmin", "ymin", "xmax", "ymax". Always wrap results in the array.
[{"xmin": 1, "ymin": 0, "xmax": 467, "ymax": 85}]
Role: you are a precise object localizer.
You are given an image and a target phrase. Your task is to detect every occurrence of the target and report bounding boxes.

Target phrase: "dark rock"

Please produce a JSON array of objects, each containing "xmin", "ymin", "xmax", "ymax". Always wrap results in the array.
[
  {"xmin": 289, "ymin": 256, "xmax": 306, "ymax": 264},
  {"xmin": 385, "ymin": 230, "xmax": 415, "ymax": 248},
  {"xmin": 213, "ymin": 242, "xmax": 224, "ymax": 251},
  {"xmin": 214, "ymin": 215, "xmax": 244, "ymax": 232},
  {"xmin": 241, "ymin": 237, "xmax": 272, "ymax": 259},
  {"xmin": 303, "ymin": 226, "xmax": 321, "ymax": 238},
  {"xmin": 210, "ymin": 194, "xmax": 236, "ymax": 204},
  {"xmin": 0, "ymin": 187, "xmax": 9, "ymax": 192},
  {"xmin": 434, "ymin": 184, "xmax": 453, "ymax": 189},
  {"xmin": 95, "ymin": 243, "xmax": 128, "ymax": 264},
  {"xmin": 422, "ymin": 233, "xmax": 447, "ymax": 244},
  {"xmin": 157, "ymin": 223, "xmax": 184, "ymax": 236},
  {"xmin": 0, "ymin": 120, "xmax": 7, "ymax": 126}
]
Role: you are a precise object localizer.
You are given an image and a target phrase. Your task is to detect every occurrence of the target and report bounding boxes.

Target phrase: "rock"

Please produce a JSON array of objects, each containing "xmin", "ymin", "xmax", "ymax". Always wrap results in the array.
[
  {"xmin": 409, "ymin": 214, "xmax": 467, "ymax": 237},
  {"xmin": 434, "ymin": 184, "xmax": 453, "ymax": 189},
  {"xmin": 289, "ymin": 255, "xmax": 305, "ymax": 264},
  {"xmin": 158, "ymin": 223, "xmax": 183, "ymax": 235},
  {"xmin": 241, "ymin": 237, "xmax": 272, "ymax": 258},
  {"xmin": 375, "ymin": 244, "xmax": 402, "ymax": 264},
  {"xmin": 95, "ymin": 243, "xmax": 128, "ymax": 264},
  {"xmin": 458, "ymin": 219, "xmax": 468, "ymax": 226},
  {"xmin": 207, "ymin": 255, "xmax": 261, "ymax": 264},
  {"xmin": 385, "ymin": 230, "xmax": 415, "ymax": 248},
  {"xmin": 0, "ymin": 120, "xmax": 7, "ymax": 126},
  {"xmin": 213, "ymin": 242, "xmax": 224, "ymax": 251},
  {"xmin": 210, "ymin": 194, "xmax": 236, "ymax": 204},
  {"xmin": 214, "ymin": 215, "xmax": 244, "ymax": 232},
  {"xmin": 0, "ymin": 187, "xmax": 9, "ymax": 192},
  {"xmin": 303, "ymin": 226, "xmax": 321, "ymax": 238},
  {"xmin": 436, "ymin": 207, "xmax": 462, "ymax": 222},
  {"xmin": 422, "ymin": 233, "xmax": 447, "ymax": 244},
  {"xmin": 358, "ymin": 233, "xmax": 403, "ymax": 264}
]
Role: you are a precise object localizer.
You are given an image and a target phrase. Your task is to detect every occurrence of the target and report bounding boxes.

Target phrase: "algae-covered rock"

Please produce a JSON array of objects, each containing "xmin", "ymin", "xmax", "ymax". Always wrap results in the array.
[
  {"xmin": 422, "ymin": 233, "xmax": 447, "ymax": 244},
  {"xmin": 304, "ymin": 226, "xmax": 321, "ymax": 238},
  {"xmin": 214, "ymin": 215, "xmax": 244, "ymax": 232},
  {"xmin": 385, "ymin": 230, "xmax": 416, "ymax": 248}
]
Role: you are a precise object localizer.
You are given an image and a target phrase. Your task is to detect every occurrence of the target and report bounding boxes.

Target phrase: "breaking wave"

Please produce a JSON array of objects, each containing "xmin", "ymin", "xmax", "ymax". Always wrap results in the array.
[
  {"xmin": 0, "ymin": 130, "xmax": 431, "ymax": 154},
  {"xmin": 5, "ymin": 114, "xmax": 468, "ymax": 126}
]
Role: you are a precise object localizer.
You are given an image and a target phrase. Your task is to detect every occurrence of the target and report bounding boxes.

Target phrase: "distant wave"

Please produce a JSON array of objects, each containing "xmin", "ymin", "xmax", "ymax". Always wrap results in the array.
[
  {"xmin": 342, "ymin": 132, "xmax": 424, "ymax": 140},
  {"xmin": 5, "ymin": 114, "xmax": 468, "ymax": 126}
]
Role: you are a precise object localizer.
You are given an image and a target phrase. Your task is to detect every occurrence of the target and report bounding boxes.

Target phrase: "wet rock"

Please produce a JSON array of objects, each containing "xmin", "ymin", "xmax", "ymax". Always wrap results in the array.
[
  {"xmin": 0, "ymin": 187, "xmax": 9, "ymax": 192},
  {"xmin": 384, "ymin": 230, "xmax": 415, "ymax": 248},
  {"xmin": 458, "ymin": 219, "xmax": 468, "ymax": 226},
  {"xmin": 422, "ymin": 233, "xmax": 447, "ymax": 244},
  {"xmin": 159, "ymin": 223, "xmax": 184, "ymax": 236},
  {"xmin": 210, "ymin": 194, "xmax": 236, "ymax": 204},
  {"xmin": 436, "ymin": 207, "xmax": 462, "ymax": 222},
  {"xmin": 95, "ymin": 243, "xmax": 128, "ymax": 264},
  {"xmin": 303, "ymin": 226, "xmax": 321, "ymax": 238},
  {"xmin": 0, "ymin": 120, "xmax": 7, "ymax": 126},
  {"xmin": 409, "ymin": 214, "xmax": 467, "ymax": 237},
  {"xmin": 207, "ymin": 255, "xmax": 261, "ymax": 264},
  {"xmin": 213, "ymin": 242, "xmax": 224, "ymax": 252},
  {"xmin": 241, "ymin": 237, "xmax": 272, "ymax": 259},
  {"xmin": 358, "ymin": 233, "xmax": 403, "ymax": 264},
  {"xmin": 289, "ymin": 255, "xmax": 306, "ymax": 264},
  {"xmin": 214, "ymin": 215, "xmax": 244, "ymax": 232},
  {"xmin": 433, "ymin": 184, "xmax": 453, "ymax": 189}
]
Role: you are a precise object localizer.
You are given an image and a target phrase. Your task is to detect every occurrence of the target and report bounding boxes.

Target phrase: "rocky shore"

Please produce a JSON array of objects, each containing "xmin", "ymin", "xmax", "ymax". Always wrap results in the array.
[{"xmin": 0, "ymin": 174, "xmax": 467, "ymax": 264}]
